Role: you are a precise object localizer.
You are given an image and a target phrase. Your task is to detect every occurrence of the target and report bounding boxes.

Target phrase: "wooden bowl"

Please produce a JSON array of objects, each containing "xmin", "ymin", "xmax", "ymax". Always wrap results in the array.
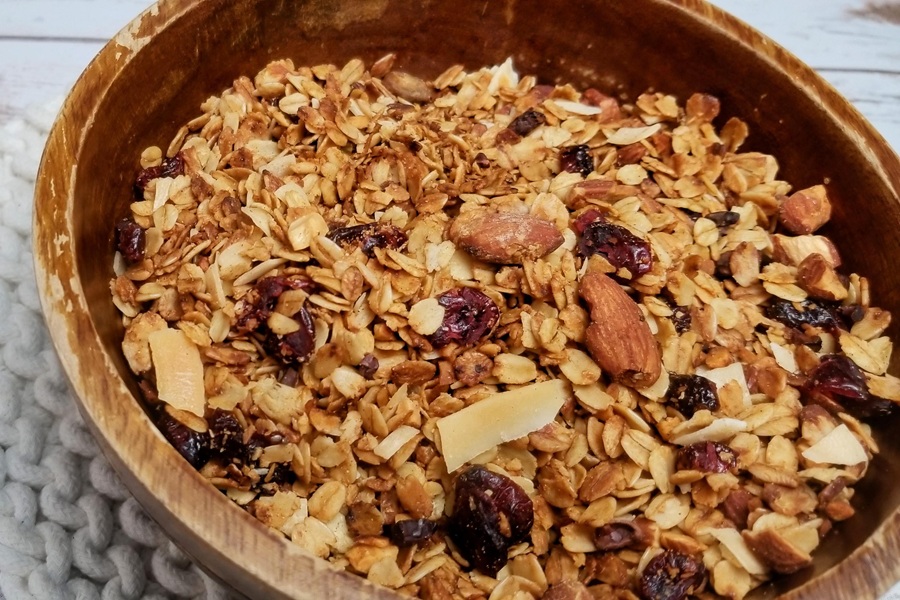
[{"xmin": 32, "ymin": 0, "xmax": 900, "ymax": 598}]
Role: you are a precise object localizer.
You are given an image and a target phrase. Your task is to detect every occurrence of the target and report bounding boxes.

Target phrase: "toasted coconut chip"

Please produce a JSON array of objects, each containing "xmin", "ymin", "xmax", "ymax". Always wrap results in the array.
[
  {"xmin": 148, "ymin": 328, "xmax": 206, "ymax": 416},
  {"xmin": 801, "ymin": 424, "xmax": 868, "ymax": 466},
  {"xmin": 697, "ymin": 362, "xmax": 751, "ymax": 409},
  {"xmin": 709, "ymin": 528, "xmax": 768, "ymax": 576},
  {"xmin": 437, "ymin": 379, "xmax": 568, "ymax": 472}
]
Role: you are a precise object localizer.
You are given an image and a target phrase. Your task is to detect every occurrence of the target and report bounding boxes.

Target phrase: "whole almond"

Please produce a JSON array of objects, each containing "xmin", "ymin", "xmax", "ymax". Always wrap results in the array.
[
  {"xmin": 449, "ymin": 210, "xmax": 564, "ymax": 264},
  {"xmin": 779, "ymin": 184, "xmax": 832, "ymax": 234},
  {"xmin": 797, "ymin": 253, "xmax": 848, "ymax": 301},
  {"xmin": 579, "ymin": 269, "xmax": 661, "ymax": 385}
]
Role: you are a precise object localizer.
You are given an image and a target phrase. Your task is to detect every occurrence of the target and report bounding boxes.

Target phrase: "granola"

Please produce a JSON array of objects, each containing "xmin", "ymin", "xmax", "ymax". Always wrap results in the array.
[{"xmin": 110, "ymin": 55, "xmax": 900, "ymax": 599}]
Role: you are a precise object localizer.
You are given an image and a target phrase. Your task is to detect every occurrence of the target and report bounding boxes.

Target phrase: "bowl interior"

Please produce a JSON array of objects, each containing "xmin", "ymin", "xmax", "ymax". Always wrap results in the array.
[{"xmin": 34, "ymin": 0, "xmax": 900, "ymax": 598}]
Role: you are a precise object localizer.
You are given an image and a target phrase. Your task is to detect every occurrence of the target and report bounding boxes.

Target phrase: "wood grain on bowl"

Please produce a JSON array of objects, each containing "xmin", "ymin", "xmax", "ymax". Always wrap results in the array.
[{"xmin": 32, "ymin": 0, "xmax": 900, "ymax": 599}]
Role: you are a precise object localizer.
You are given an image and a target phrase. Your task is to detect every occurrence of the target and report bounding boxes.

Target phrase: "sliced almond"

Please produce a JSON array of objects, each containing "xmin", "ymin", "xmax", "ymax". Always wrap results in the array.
[
  {"xmin": 670, "ymin": 418, "xmax": 747, "ymax": 446},
  {"xmin": 605, "ymin": 124, "xmax": 661, "ymax": 145}
]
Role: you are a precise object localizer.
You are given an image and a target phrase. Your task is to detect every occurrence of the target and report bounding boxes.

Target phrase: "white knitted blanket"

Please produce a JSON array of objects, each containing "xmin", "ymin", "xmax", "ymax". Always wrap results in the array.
[
  {"xmin": 0, "ymin": 102, "xmax": 233, "ymax": 600},
  {"xmin": 2, "ymin": 102, "xmax": 900, "ymax": 600}
]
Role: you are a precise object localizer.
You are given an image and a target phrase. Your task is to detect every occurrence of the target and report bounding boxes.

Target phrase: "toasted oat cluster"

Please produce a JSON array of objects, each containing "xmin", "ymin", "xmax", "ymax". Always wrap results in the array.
[{"xmin": 110, "ymin": 55, "xmax": 900, "ymax": 599}]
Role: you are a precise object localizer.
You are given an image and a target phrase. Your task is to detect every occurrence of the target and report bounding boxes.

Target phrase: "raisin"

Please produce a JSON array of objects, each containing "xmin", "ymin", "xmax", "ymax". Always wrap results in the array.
[
  {"xmin": 235, "ymin": 275, "xmax": 312, "ymax": 333},
  {"xmin": 508, "ymin": 109, "xmax": 546, "ymax": 136},
  {"xmin": 594, "ymin": 518, "xmax": 653, "ymax": 551},
  {"xmin": 559, "ymin": 144, "xmax": 594, "ymax": 177},
  {"xmin": 358, "ymin": 353, "xmax": 380, "ymax": 379},
  {"xmin": 157, "ymin": 410, "xmax": 210, "ymax": 468},
  {"xmin": 327, "ymin": 222, "xmax": 408, "ymax": 257},
  {"xmin": 639, "ymin": 550, "xmax": 708, "ymax": 600},
  {"xmin": 766, "ymin": 300, "xmax": 840, "ymax": 332},
  {"xmin": 805, "ymin": 354, "xmax": 892, "ymax": 418},
  {"xmin": 579, "ymin": 221, "xmax": 652, "ymax": 277},
  {"xmin": 473, "ymin": 152, "xmax": 491, "ymax": 169},
  {"xmin": 448, "ymin": 466, "xmax": 534, "ymax": 576},
  {"xmin": 667, "ymin": 374, "xmax": 719, "ymax": 417},
  {"xmin": 676, "ymin": 441, "xmax": 736, "ymax": 473},
  {"xmin": 387, "ymin": 518, "xmax": 438, "ymax": 547},
  {"xmin": 263, "ymin": 307, "xmax": 317, "ymax": 366},
  {"xmin": 114, "ymin": 217, "xmax": 146, "ymax": 264},
  {"xmin": 670, "ymin": 306, "xmax": 692, "ymax": 334},
  {"xmin": 430, "ymin": 288, "xmax": 500, "ymax": 348},
  {"xmin": 208, "ymin": 410, "xmax": 245, "ymax": 463},
  {"xmin": 706, "ymin": 210, "xmax": 740, "ymax": 228},
  {"xmin": 133, "ymin": 153, "xmax": 185, "ymax": 197}
]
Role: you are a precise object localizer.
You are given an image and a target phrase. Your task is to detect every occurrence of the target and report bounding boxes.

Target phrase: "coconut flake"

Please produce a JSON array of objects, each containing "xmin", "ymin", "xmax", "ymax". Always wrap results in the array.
[
  {"xmin": 148, "ymin": 328, "xmax": 206, "ymax": 416},
  {"xmin": 709, "ymin": 528, "xmax": 768, "ymax": 576},
  {"xmin": 770, "ymin": 342, "xmax": 798, "ymax": 373},
  {"xmin": 487, "ymin": 57, "xmax": 519, "ymax": 95},
  {"xmin": 801, "ymin": 424, "xmax": 868, "ymax": 466},
  {"xmin": 374, "ymin": 425, "xmax": 419, "ymax": 460},
  {"xmin": 696, "ymin": 362, "xmax": 751, "ymax": 409},
  {"xmin": 437, "ymin": 379, "xmax": 568, "ymax": 472}
]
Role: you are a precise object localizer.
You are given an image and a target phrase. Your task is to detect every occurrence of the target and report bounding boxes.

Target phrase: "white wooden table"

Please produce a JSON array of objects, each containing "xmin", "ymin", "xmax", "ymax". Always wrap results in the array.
[
  {"xmin": 2, "ymin": 1, "xmax": 900, "ymax": 599},
  {"xmin": 1, "ymin": 0, "xmax": 899, "ymax": 154}
]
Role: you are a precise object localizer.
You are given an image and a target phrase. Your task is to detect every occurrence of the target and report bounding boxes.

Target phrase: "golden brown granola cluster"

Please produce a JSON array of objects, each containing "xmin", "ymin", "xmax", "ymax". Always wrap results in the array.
[{"xmin": 110, "ymin": 55, "xmax": 900, "ymax": 599}]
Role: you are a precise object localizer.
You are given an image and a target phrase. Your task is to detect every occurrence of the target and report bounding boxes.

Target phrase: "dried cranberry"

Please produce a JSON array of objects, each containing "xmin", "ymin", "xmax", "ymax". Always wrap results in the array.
[
  {"xmin": 430, "ymin": 288, "xmax": 500, "ymax": 348},
  {"xmin": 448, "ymin": 466, "xmax": 533, "ymax": 576},
  {"xmin": 676, "ymin": 441, "xmax": 736, "ymax": 473},
  {"xmin": 670, "ymin": 306, "xmax": 691, "ymax": 334},
  {"xmin": 706, "ymin": 210, "xmax": 740, "ymax": 228},
  {"xmin": 594, "ymin": 519, "xmax": 653, "ymax": 551},
  {"xmin": 805, "ymin": 354, "xmax": 892, "ymax": 418},
  {"xmin": 114, "ymin": 217, "xmax": 146, "ymax": 264},
  {"xmin": 579, "ymin": 221, "xmax": 652, "ymax": 277},
  {"xmin": 508, "ymin": 109, "xmax": 546, "ymax": 136},
  {"xmin": 133, "ymin": 153, "xmax": 185, "ymax": 197},
  {"xmin": 358, "ymin": 353, "xmax": 380, "ymax": 379},
  {"xmin": 157, "ymin": 411, "xmax": 210, "ymax": 468},
  {"xmin": 667, "ymin": 374, "xmax": 718, "ymax": 417},
  {"xmin": 572, "ymin": 209, "xmax": 605, "ymax": 234},
  {"xmin": 559, "ymin": 144, "xmax": 594, "ymax": 177},
  {"xmin": 327, "ymin": 223, "xmax": 407, "ymax": 257},
  {"xmin": 639, "ymin": 550, "xmax": 707, "ymax": 600},
  {"xmin": 263, "ymin": 307, "xmax": 317, "ymax": 366},
  {"xmin": 208, "ymin": 410, "xmax": 245, "ymax": 463},
  {"xmin": 766, "ymin": 300, "xmax": 839, "ymax": 332},
  {"xmin": 387, "ymin": 518, "xmax": 438, "ymax": 547}
]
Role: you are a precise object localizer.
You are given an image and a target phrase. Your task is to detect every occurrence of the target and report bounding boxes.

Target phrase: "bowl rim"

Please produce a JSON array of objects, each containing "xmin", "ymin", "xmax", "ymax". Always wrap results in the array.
[{"xmin": 32, "ymin": 0, "xmax": 900, "ymax": 598}]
